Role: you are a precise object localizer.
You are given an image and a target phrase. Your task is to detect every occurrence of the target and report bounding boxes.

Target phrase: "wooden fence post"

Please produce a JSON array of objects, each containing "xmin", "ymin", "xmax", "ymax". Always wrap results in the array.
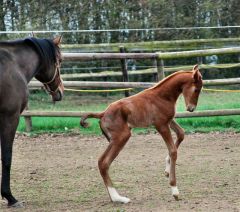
[
  {"xmin": 197, "ymin": 56, "xmax": 203, "ymax": 65},
  {"xmin": 152, "ymin": 58, "xmax": 158, "ymax": 82},
  {"xmin": 156, "ymin": 58, "xmax": 165, "ymax": 81},
  {"xmin": 119, "ymin": 46, "xmax": 130, "ymax": 97},
  {"xmin": 24, "ymin": 104, "xmax": 32, "ymax": 132}
]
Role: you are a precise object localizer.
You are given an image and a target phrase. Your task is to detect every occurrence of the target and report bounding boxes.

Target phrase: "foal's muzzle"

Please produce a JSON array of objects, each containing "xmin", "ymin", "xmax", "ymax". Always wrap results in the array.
[{"xmin": 186, "ymin": 105, "xmax": 196, "ymax": 112}]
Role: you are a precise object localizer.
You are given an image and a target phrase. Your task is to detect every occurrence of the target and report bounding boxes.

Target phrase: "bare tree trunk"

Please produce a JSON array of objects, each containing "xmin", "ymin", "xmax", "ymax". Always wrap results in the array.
[{"xmin": 0, "ymin": 0, "xmax": 7, "ymax": 40}]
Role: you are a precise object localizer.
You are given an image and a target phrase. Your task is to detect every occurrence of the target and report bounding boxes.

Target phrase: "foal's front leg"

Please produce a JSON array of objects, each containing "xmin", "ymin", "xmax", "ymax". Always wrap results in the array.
[
  {"xmin": 156, "ymin": 124, "xmax": 179, "ymax": 200},
  {"xmin": 165, "ymin": 120, "xmax": 185, "ymax": 177}
]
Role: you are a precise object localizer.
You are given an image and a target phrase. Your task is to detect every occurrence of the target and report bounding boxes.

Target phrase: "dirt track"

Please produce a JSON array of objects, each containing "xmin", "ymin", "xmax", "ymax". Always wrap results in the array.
[{"xmin": 0, "ymin": 132, "xmax": 240, "ymax": 211}]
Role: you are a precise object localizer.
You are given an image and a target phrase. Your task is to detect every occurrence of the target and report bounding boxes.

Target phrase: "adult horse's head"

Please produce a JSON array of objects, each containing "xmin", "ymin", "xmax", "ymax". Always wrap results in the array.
[
  {"xmin": 182, "ymin": 64, "xmax": 203, "ymax": 112},
  {"xmin": 28, "ymin": 36, "xmax": 64, "ymax": 101}
]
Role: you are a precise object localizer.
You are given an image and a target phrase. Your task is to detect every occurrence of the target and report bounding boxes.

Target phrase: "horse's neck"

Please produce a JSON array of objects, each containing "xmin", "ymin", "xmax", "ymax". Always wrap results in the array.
[
  {"xmin": 16, "ymin": 46, "xmax": 40, "ymax": 83},
  {"xmin": 152, "ymin": 73, "xmax": 191, "ymax": 102},
  {"xmin": 0, "ymin": 43, "xmax": 40, "ymax": 83}
]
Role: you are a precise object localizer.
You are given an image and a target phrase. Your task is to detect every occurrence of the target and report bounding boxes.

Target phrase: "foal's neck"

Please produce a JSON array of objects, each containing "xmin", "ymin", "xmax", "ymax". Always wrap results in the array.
[{"xmin": 151, "ymin": 72, "xmax": 192, "ymax": 102}]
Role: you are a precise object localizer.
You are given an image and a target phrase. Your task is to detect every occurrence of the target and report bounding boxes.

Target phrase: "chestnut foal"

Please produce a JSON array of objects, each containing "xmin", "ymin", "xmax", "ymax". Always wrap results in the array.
[{"xmin": 80, "ymin": 65, "xmax": 202, "ymax": 203}]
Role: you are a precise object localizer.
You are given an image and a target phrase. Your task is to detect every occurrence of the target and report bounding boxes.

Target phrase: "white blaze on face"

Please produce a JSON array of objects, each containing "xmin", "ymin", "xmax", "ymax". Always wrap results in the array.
[
  {"xmin": 186, "ymin": 85, "xmax": 197, "ymax": 109},
  {"xmin": 191, "ymin": 85, "xmax": 196, "ymax": 96}
]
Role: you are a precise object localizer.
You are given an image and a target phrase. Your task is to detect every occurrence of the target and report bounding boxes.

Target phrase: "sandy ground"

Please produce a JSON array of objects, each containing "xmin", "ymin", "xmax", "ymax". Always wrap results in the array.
[{"xmin": 0, "ymin": 131, "xmax": 240, "ymax": 211}]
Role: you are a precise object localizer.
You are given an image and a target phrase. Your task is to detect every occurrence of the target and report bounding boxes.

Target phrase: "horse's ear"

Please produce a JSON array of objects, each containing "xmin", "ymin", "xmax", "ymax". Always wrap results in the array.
[
  {"xmin": 53, "ymin": 35, "xmax": 63, "ymax": 46},
  {"xmin": 192, "ymin": 64, "xmax": 201, "ymax": 82}
]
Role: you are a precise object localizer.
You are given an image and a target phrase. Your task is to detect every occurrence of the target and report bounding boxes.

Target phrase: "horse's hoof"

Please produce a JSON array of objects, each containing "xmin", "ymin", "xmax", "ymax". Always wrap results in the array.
[{"xmin": 9, "ymin": 201, "xmax": 25, "ymax": 208}]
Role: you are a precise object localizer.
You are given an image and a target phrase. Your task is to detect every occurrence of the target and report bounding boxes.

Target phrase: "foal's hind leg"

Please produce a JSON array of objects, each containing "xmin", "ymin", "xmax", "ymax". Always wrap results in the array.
[
  {"xmin": 98, "ymin": 122, "xmax": 131, "ymax": 203},
  {"xmin": 156, "ymin": 124, "xmax": 179, "ymax": 200},
  {"xmin": 0, "ymin": 113, "xmax": 23, "ymax": 207},
  {"xmin": 164, "ymin": 120, "xmax": 185, "ymax": 177}
]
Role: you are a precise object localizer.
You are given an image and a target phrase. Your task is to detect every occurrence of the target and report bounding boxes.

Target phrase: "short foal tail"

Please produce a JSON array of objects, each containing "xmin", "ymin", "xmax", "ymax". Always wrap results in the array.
[{"xmin": 80, "ymin": 112, "xmax": 104, "ymax": 128}]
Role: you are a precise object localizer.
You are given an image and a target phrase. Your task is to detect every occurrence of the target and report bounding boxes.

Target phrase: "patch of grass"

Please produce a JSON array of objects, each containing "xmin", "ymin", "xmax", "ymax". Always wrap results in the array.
[
  {"xmin": 18, "ymin": 117, "xmax": 102, "ymax": 135},
  {"xmin": 17, "ymin": 90, "xmax": 240, "ymax": 134}
]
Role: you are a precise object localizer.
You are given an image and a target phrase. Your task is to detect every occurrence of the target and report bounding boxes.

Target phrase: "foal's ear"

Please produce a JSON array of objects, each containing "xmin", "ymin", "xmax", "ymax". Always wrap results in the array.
[
  {"xmin": 53, "ymin": 35, "xmax": 63, "ymax": 46},
  {"xmin": 193, "ymin": 64, "xmax": 198, "ymax": 71},
  {"xmin": 192, "ymin": 64, "xmax": 201, "ymax": 82}
]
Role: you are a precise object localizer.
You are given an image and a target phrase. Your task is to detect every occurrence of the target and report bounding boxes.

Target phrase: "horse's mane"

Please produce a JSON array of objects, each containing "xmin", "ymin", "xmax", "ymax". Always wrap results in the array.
[
  {"xmin": 0, "ymin": 40, "xmax": 25, "ymax": 46},
  {"xmin": 149, "ymin": 70, "xmax": 192, "ymax": 90},
  {"xmin": 24, "ymin": 38, "xmax": 57, "ymax": 69},
  {"xmin": 0, "ymin": 38, "xmax": 58, "ymax": 70}
]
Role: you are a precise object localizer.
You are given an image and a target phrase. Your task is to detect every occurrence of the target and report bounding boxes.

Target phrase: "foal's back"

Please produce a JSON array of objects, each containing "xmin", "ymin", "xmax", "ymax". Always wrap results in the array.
[{"xmin": 102, "ymin": 87, "xmax": 173, "ymax": 128}]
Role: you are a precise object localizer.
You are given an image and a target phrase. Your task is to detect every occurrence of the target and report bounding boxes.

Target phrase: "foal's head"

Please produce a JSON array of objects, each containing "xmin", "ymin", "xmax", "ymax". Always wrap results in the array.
[
  {"xmin": 35, "ymin": 36, "xmax": 64, "ymax": 101},
  {"xmin": 182, "ymin": 65, "xmax": 203, "ymax": 112}
]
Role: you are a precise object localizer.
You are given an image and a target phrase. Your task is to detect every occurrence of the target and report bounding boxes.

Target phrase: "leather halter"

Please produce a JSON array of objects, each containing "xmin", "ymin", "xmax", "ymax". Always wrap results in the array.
[{"xmin": 42, "ymin": 63, "xmax": 62, "ymax": 94}]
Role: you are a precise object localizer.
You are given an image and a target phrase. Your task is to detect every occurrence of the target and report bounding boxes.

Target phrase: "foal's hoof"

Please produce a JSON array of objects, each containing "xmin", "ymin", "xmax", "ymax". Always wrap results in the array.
[
  {"xmin": 112, "ymin": 196, "xmax": 131, "ymax": 204},
  {"xmin": 171, "ymin": 186, "xmax": 179, "ymax": 201},
  {"xmin": 164, "ymin": 171, "xmax": 169, "ymax": 177},
  {"xmin": 9, "ymin": 201, "xmax": 25, "ymax": 208},
  {"xmin": 173, "ymin": 195, "xmax": 179, "ymax": 201},
  {"xmin": 108, "ymin": 187, "xmax": 131, "ymax": 204}
]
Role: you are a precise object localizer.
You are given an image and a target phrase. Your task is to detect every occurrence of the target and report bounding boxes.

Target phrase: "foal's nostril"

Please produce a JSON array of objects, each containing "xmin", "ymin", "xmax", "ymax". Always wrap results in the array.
[{"xmin": 187, "ymin": 105, "xmax": 195, "ymax": 112}]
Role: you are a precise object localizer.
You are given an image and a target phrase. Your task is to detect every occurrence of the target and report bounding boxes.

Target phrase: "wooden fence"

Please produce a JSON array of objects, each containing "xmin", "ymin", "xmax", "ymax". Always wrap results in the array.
[
  {"xmin": 61, "ymin": 37, "xmax": 240, "ymax": 52},
  {"xmin": 22, "ymin": 46, "xmax": 240, "ymax": 131},
  {"xmin": 59, "ymin": 63, "xmax": 240, "ymax": 80}
]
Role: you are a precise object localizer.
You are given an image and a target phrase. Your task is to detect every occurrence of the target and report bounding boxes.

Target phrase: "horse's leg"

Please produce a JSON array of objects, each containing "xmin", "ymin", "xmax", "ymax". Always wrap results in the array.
[
  {"xmin": 164, "ymin": 119, "xmax": 185, "ymax": 177},
  {"xmin": 98, "ymin": 123, "xmax": 131, "ymax": 203},
  {"xmin": 0, "ymin": 113, "xmax": 23, "ymax": 207},
  {"xmin": 156, "ymin": 124, "xmax": 179, "ymax": 200}
]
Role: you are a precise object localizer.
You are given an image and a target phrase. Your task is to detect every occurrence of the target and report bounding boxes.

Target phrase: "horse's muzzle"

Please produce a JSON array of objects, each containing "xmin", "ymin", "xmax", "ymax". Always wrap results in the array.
[{"xmin": 51, "ymin": 84, "xmax": 64, "ymax": 101}]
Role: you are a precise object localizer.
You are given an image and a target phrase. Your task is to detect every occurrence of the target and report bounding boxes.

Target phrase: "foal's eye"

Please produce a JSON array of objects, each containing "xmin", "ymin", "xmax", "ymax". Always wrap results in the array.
[{"xmin": 194, "ymin": 88, "xmax": 200, "ymax": 93}]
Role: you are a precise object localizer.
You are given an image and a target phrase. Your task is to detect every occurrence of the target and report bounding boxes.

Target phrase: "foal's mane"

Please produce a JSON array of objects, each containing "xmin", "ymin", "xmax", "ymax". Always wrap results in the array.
[{"xmin": 149, "ymin": 70, "xmax": 192, "ymax": 90}]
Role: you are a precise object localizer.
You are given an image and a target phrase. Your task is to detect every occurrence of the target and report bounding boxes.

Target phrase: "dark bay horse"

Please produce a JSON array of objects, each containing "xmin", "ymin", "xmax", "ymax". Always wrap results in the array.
[
  {"xmin": 0, "ymin": 36, "xmax": 64, "ymax": 207},
  {"xmin": 81, "ymin": 65, "xmax": 203, "ymax": 203}
]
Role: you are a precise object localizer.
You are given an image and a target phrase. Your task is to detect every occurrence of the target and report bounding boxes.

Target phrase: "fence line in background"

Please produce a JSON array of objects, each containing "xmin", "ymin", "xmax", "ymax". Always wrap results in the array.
[
  {"xmin": 61, "ymin": 37, "xmax": 240, "ymax": 52},
  {"xmin": 59, "ymin": 63, "xmax": 240, "ymax": 80},
  {"xmin": 62, "ymin": 47, "xmax": 240, "ymax": 61},
  {"xmin": 23, "ymin": 46, "xmax": 240, "ymax": 132}
]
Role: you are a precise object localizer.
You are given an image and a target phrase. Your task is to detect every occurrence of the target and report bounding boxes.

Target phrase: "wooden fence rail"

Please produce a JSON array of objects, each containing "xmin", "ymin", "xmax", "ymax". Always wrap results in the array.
[
  {"xmin": 61, "ymin": 37, "xmax": 240, "ymax": 52},
  {"xmin": 59, "ymin": 63, "xmax": 240, "ymax": 80},
  {"xmin": 29, "ymin": 78, "xmax": 240, "ymax": 89},
  {"xmin": 21, "ymin": 109, "xmax": 240, "ymax": 118},
  {"xmin": 62, "ymin": 47, "xmax": 240, "ymax": 60}
]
